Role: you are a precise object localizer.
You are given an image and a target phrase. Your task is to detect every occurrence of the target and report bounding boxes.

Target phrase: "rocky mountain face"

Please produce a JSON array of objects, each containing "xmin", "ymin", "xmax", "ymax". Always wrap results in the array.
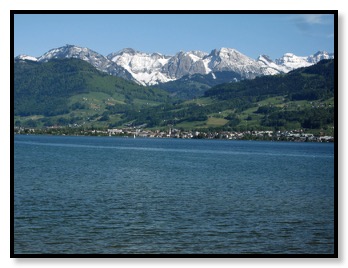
[
  {"xmin": 107, "ymin": 48, "xmax": 173, "ymax": 85},
  {"xmin": 15, "ymin": 45, "xmax": 334, "ymax": 86},
  {"xmin": 162, "ymin": 51, "xmax": 209, "ymax": 79}
]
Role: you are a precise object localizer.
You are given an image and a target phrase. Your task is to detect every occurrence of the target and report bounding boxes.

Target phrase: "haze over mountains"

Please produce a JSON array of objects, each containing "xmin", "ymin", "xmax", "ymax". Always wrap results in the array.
[{"xmin": 15, "ymin": 44, "xmax": 334, "ymax": 86}]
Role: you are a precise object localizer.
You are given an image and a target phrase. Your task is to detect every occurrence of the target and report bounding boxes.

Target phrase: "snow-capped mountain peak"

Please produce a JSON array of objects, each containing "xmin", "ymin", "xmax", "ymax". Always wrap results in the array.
[
  {"xmin": 204, "ymin": 48, "xmax": 264, "ymax": 78},
  {"xmin": 107, "ymin": 49, "xmax": 173, "ymax": 86},
  {"xmin": 274, "ymin": 51, "xmax": 334, "ymax": 72},
  {"xmin": 36, "ymin": 44, "xmax": 134, "ymax": 81},
  {"xmin": 275, "ymin": 52, "xmax": 309, "ymax": 66},
  {"xmin": 307, "ymin": 51, "xmax": 334, "ymax": 64},
  {"xmin": 38, "ymin": 44, "xmax": 107, "ymax": 62}
]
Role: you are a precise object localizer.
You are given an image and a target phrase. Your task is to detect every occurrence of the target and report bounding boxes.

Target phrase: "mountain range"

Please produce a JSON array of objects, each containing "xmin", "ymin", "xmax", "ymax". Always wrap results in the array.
[{"xmin": 15, "ymin": 45, "xmax": 334, "ymax": 86}]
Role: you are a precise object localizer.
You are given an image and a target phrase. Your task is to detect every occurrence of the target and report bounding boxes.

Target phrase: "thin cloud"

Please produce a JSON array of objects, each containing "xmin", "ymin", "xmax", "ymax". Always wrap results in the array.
[
  {"xmin": 285, "ymin": 14, "xmax": 333, "ymax": 25},
  {"xmin": 287, "ymin": 14, "xmax": 334, "ymax": 26},
  {"xmin": 285, "ymin": 14, "xmax": 334, "ymax": 38},
  {"xmin": 299, "ymin": 14, "xmax": 327, "ymax": 25}
]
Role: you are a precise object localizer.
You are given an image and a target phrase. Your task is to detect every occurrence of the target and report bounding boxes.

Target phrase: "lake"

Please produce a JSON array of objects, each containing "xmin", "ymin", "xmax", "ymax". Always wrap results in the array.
[{"xmin": 14, "ymin": 135, "xmax": 335, "ymax": 254}]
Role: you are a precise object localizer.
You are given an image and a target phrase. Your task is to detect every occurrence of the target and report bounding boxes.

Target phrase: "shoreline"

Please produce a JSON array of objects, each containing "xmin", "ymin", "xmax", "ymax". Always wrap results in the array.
[{"xmin": 13, "ymin": 127, "xmax": 334, "ymax": 143}]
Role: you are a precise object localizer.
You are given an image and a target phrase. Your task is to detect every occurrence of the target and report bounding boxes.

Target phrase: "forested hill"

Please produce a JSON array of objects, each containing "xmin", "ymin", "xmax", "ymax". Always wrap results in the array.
[
  {"xmin": 14, "ymin": 58, "xmax": 170, "ymax": 116},
  {"xmin": 204, "ymin": 59, "xmax": 334, "ymax": 101},
  {"xmin": 157, "ymin": 71, "xmax": 242, "ymax": 99}
]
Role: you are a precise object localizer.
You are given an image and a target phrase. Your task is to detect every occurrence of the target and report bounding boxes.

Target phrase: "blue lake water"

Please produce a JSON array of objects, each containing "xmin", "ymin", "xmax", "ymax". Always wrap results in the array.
[{"xmin": 14, "ymin": 135, "xmax": 335, "ymax": 254}]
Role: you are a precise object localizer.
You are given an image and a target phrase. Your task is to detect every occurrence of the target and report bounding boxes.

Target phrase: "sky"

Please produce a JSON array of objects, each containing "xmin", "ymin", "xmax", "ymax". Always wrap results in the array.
[{"xmin": 14, "ymin": 13, "xmax": 335, "ymax": 61}]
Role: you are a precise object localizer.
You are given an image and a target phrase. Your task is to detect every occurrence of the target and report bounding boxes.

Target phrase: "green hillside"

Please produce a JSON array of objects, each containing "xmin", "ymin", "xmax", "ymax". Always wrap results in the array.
[
  {"xmin": 157, "ymin": 71, "xmax": 242, "ymax": 99},
  {"xmin": 14, "ymin": 58, "xmax": 171, "ymax": 128},
  {"xmin": 205, "ymin": 59, "xmax": 334, "ymax": 101},
  {"xmin": 14, "ymin": 59, "xmax": 335, "ymax": 135}
]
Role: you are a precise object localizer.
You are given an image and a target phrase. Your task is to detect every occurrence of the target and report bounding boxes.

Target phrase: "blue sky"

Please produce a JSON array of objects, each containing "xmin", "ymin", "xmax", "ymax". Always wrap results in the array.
[{"xmin": 14, "ymin": 13, "xmax": 335, "ymax": 60}]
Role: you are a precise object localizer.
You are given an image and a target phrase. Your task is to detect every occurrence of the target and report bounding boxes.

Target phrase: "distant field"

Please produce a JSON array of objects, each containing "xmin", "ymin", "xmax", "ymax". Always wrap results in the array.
[{"xmin": 206, "ymin": 117, "xmax": 229, "ymax": 127}]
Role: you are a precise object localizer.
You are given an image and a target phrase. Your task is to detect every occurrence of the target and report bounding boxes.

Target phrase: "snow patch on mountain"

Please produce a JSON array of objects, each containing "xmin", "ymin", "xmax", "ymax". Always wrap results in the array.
[
  {"xmin": 132, "ymin": 71, "xmax": 175, "ymax": 86},
  {"xmin": 15, "ymin": 55, "xmax": 38, "ymax": 61},
  {"xmin": 257, "ymin": 55, "xmax": 286, "ymax": 75}
]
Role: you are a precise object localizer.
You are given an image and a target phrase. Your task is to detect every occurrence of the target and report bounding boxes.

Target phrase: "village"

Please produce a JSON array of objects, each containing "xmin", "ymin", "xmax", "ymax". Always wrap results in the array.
[
  {"xmin": 14, "ymin": 126, "xmax": 334, "ymax": 142},
  {"xmin": 106, "ymin": 128, "xmax": 334, "ymax": 142}
]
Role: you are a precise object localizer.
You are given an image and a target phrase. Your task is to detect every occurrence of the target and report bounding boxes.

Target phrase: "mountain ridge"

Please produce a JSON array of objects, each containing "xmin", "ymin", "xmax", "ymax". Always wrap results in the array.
[{"xmin": 15, "ymin": 44, "xmax": 334, "ymax": 86}]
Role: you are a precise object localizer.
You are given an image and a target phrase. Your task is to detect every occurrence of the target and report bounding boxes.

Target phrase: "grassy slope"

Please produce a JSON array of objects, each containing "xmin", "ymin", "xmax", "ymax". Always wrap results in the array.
[
  {"xmin": 14, "ymin": 59, "xmax": 170, "ymax": 128},
  {"xmin": 172, "ymin": 96, "xmax": 332, "ymax": 129}
]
